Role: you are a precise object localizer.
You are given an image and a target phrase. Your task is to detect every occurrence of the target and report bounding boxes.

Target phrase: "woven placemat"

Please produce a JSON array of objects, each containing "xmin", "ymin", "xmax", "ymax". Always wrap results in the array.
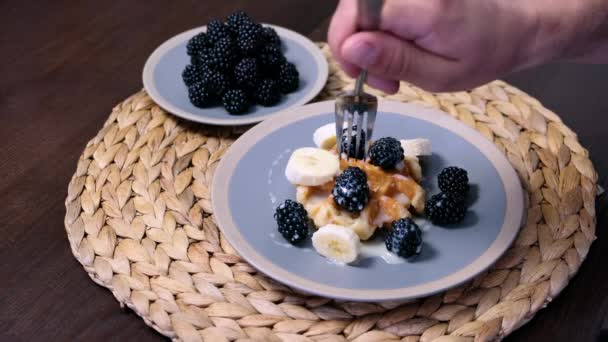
[{"xmin": 64, "ymin": 43, "xmax": 598, "ymax": 342}]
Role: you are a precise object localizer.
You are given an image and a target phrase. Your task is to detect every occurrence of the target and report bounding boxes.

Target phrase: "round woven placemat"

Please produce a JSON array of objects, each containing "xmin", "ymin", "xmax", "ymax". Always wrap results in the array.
[{"xmin": 65, "ymin": 43, "xmax": 598, "ymax": 342}]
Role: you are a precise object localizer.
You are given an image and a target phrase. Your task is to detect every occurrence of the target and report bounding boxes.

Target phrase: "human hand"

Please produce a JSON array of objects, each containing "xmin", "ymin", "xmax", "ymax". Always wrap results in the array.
[{"xmin": 328, "ymin": 0, "xmax": 607, "ymax": 93}]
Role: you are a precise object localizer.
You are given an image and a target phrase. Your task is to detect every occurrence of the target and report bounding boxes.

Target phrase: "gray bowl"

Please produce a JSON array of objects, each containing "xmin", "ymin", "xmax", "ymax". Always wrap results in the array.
[
  {"xmin": 143, "ymin": 25, "xmax": 328, "ymax": 126},
  {"xmin": 212, "ymin": 100, "xmax": 524, "ymax": 301}
]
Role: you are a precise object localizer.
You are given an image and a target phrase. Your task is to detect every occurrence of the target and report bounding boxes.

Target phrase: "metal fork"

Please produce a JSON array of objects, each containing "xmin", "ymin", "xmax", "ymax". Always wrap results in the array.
[{"xmin": 335, "ymin": 0, "xmax": 383, "ymax": 159}]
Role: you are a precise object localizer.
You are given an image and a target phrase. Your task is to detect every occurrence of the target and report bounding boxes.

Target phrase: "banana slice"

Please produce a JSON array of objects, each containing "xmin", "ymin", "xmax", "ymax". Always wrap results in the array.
[
  {"xmin": 312, "ymin": 224, "xmax": 361, "ymax": 264},
  {"xmin": 313, "ymin": 123, "xmax": 338, "ymax": 150},
  {"xmin": 285, "ymin": 148, "xmax": 340, "ymax": 186},
  {"xmin": 313, "ymin": 123, "xmax": 350, "ymax": 150},
  {"xmin": 400, "ymin": 139, "xmax": 432, "ymax": 157},
  {"xmin": 405, "ymin": 156, "xmax": 423, "ymax": 181}
]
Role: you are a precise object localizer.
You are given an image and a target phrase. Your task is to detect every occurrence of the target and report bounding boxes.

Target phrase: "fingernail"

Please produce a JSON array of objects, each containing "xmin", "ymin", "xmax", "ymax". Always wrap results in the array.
[{"xmin": 343, "ymin": 40, "xmax": 379, "ymax": 68}]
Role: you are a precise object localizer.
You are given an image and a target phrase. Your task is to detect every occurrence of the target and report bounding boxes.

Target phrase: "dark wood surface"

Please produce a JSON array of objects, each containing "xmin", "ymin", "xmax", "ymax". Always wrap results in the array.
[{"xmin": 1, "ymin": 1, "xmax": 606, "ymax": 341}]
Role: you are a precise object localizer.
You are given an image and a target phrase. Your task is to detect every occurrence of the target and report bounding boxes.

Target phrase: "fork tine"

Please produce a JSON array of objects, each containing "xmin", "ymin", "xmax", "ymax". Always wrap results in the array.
[
  {"xmin": 365, "ymin": 110, "xmax": 377, "ymax": 156},
  {"xmin": 354, "ymin": 110, "xmax": 364, "ymax": 158},
  {"xmin": 334, "ymin": 105, "xmax": 345, "ymax": 157},
  {"xmin": 345, "ymin": 110, "xmax": 353, "ymax": 158}
]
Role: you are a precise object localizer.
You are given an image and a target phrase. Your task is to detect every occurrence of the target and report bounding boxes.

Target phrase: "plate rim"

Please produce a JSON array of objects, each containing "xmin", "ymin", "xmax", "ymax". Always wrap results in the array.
[
  {"xmin": 142, "ymin": 24, "xmax": 329, "ymax": 126},
  {"xmin": 212, "ymin": 100, "xmax": 524, "ymax": 301}
]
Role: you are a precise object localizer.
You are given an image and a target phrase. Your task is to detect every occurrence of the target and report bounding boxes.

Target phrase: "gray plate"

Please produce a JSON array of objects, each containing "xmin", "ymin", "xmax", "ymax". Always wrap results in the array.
[
  {"xmin": 143, "ymin": 25, "xmax": 328, "ymax": 126},
  {"xmin": 212, "ymin": 100, "xmax": 524, "ymax": 301}
]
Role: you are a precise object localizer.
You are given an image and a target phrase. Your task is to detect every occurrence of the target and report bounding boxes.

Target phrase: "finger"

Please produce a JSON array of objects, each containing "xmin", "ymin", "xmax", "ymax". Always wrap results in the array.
[
  {"xmin": 337, "ymin": 56, "xmax": 399, "ymax": 94},
  {"xmin": 340, "ymin": 60, "xmax": 360, "ymax": 79},
  {"xmin": 341, "ymin": 31, "xmax": 461, "ymax": 92},
  {"xmin": 328, "ymin": 0, "xmax": 441, "ymax": 81},
  {"xmin": 379, "ymin": 0, "xmax": 443, "ymax": 41},
  {"xmin": 366, "ymin": 74, "xmax": 399, "ymax": 94},
  {"xmin": 328, "ymin": 0, "xmax": 358, "ymax": 69}
]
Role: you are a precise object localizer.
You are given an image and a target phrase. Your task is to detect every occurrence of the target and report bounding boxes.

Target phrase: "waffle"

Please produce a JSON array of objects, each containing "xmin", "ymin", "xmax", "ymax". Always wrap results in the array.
[{"xmin": 297, "ymin": 157, "xmax": 425, "ymax": 241}]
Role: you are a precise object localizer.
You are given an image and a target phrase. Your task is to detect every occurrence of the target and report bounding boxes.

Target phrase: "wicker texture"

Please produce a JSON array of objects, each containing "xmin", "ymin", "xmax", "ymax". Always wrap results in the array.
[{"xmin": 64, "ymin": 43, "xmax": 597, "ymax": 342}]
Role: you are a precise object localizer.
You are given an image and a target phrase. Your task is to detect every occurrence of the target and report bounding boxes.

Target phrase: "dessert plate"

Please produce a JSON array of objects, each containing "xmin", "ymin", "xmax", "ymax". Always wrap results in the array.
[
  {"xmin": 143, "ymin": 25, "xmax": 328, "ymax": 126},
  {"xmin": 212, "ymin": 100, "xmax": 524, "ymax": 301}
]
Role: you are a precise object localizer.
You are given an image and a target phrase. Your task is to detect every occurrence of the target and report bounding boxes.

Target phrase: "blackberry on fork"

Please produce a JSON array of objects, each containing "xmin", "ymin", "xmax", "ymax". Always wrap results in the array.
[{"xmin": 340, "ymin": 126, "xmax": 366, "ymax": 159}]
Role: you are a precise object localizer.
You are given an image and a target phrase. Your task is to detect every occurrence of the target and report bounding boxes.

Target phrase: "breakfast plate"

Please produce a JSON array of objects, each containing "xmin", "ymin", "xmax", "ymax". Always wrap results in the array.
[
  {"xmin": 212, "ymin": 100, "xmax": 524, "ymax": 301},
  {"xmin": 143, "ymin": 24, "xmax": 328, "ymax": 126}
]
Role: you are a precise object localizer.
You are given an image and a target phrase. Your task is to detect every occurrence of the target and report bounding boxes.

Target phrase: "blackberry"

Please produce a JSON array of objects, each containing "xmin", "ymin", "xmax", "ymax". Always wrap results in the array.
[
  {"xmin": 425, "ymin": 192, "xmax": 466, "ymax": 225},
  {"xmin": 207, "ymin": 51, "xmax": 234, "ymax": 71},
  {"xmin": 226, "ymin": 11, "xmax": 253, "ymax": 34},
  {"xmin": 369, "ymin": 137, "xmax": 404, "ymax": 169},
  {"xmin": 188, "ymin": 82, "xmax": 215, "ymax": 108},
  {"xmin": 438, "ymin": 166, "xmax": 469, "ymax": 194},
  {"xmin": 274, "ymin": 199, "xmax": 310, "ymax": 244},
  {"xmin": 190, "ymin": 46, "xmax": 213, "ymax": 66},
  {"xmin": 197, "ymin": 67, "xmax": 213, "ymax": 84},
  {"xmin": 222, "ymin": 89, "xmax": 249, "ymax": 114},
  {"xmin": 206, "ymin": 19, "xmax": 230, "ymax": 43},
  {"xmin": 233, "ymin": 58, "xmax": 260, "ymax": 89},
  {"xmin": 258, "ymin": 44, "xmax": 285, "ymax": 75},
  {"xmin": 261, "ymin": 26, "xmax": 281, "ymax": 47},
  {"xmin": 254, "ymin": 79, "xmax": 281, "ymax": 106},
  {"xmin": 214, "ymin": 36, "xmax": 236, "ymax": 55},
  {"xmin": 277, "ymin": 61, "xmax": 299, "ymax": 93},
  {"xmin": 236, "ymin": 22, "xmax": 263, "ymax": 56},
  {"xmin": 332, "ymin": 166, "xmax": 370, "ymax": 213},
  {"xmin": 205, "ymin": 71, "xmax": 230, "ymax": 97},
  {"xmin": 340, "ymin": 126, "xmax": 366, "ymax": 159},
  {"xmin": 208, "ymin": 36, "xmax": 237, "ymax": 71},
  {"xmin": 182, "ymin": 64, "xmax": 204, "ymax": 87},
  {"xmin": 385, "ymin": 218, "xmax": 423, "ymax": 258},
  {"xmin": 186, "ymin": 32, "xmax": 210, "ymax": 56}
]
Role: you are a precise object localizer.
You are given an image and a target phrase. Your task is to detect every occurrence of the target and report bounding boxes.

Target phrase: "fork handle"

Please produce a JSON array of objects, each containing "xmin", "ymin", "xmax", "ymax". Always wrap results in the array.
[
  {"xmin": 354, "ymin": 70, "xmax": 367, "ymax": 96},
  {"xmin": 357, "ymin": 0, "xmax": 383, "ymax": 31},
  {"xmin": 354, "ymin": 0, "xmax": 383, "ymax": 94}
]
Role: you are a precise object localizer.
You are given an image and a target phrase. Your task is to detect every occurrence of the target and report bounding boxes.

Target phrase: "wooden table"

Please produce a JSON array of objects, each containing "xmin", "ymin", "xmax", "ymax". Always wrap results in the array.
[{"xmin": 1, "ymin": 1, "xmax": 606, "ymax": 341}]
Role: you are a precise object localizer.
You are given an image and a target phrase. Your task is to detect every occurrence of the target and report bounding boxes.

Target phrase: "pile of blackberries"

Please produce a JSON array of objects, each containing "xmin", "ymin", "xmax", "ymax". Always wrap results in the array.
[{"xmin": 182, "ymin": 11, "xmax": 299, "ymax": 115}]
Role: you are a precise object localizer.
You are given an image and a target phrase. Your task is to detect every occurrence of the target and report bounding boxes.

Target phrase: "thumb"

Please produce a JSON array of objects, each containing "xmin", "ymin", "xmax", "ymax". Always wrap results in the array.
[{"xmin": 341, "ymin": 31, "xmax": 460, "ymax": 92}]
